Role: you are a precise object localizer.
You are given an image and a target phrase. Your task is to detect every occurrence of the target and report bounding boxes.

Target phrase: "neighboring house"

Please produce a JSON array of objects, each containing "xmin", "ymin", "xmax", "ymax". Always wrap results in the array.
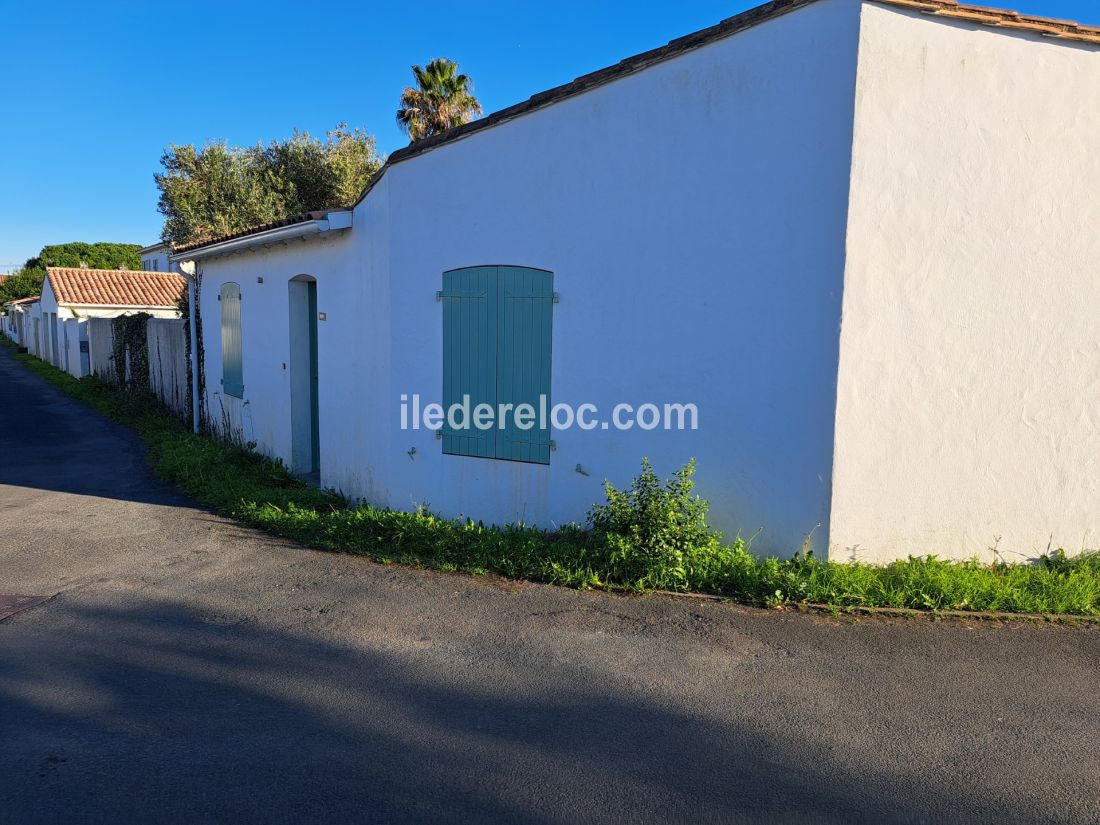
[
  {"xmin": 38, "ymin": 267, "xmax": 186, "ymax": 378},
  {"xmin": 173, "ymin": 0, "xmax": 1100, "ymax": 563},
  {"xmin": 139, "ymin": 242, "xmax": 180, "ymax": 274},
  {"xmin": 2, "ymin": 296, "xmax": 39, "ymax": 348}
]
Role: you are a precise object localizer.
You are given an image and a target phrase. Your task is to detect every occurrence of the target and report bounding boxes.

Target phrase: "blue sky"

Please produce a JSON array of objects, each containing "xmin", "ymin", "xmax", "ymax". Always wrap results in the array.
[{"xmin": 1, "ymin": 0, "xmax": 1095, "ymax": 270}]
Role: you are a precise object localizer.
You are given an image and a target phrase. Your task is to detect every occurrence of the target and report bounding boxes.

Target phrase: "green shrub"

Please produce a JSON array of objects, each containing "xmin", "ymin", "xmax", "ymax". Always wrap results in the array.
[{"xmin": 588, "ymin": 458, "xmax": 722, "ymax": 590}]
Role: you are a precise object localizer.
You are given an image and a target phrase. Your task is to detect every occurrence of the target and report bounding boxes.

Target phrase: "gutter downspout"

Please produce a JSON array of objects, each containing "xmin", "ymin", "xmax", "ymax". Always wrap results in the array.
[{"xmin": 178, "ymin": 260, "xmax": 200, "ymax": 434}]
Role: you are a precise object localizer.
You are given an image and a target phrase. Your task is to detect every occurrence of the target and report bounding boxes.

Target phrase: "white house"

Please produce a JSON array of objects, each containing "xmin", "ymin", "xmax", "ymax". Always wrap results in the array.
[
  {"xmin": 38, "ymin": 267, "xmax": 186, "ymax": 378},
  {"xmin": 139, "ymin": 242, "xmax": 180, "ymax": 274},
  {"xmin": 16, "ymin": 297, "xmax": 43, "ymax": 357},
  {"xmin": 2, "ymin": 295, "xmax": 39, "ymax": 349},
  {"xmin": 173, "ymin": 0, "xmax": 1100, "ymax": 563}
]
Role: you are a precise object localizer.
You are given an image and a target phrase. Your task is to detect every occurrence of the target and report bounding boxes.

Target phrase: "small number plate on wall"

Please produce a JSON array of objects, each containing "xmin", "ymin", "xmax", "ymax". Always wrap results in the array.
[{"xmin": 318, "ymin": 312, "xmax": 327, "ymax": 321}]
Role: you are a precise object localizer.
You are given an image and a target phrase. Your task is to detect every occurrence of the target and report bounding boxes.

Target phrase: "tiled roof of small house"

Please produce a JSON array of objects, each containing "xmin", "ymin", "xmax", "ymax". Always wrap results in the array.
[
  {"xmin": 45, "ymin": 268, "xmax": 186, "ymax": 309},
  {"xmin": 175, "ymin": 0, "xmax": 1100, "ymax": 257},
  {"xmin": 4, "ymin": 295, "xmax": 40, "ymax": 306}
]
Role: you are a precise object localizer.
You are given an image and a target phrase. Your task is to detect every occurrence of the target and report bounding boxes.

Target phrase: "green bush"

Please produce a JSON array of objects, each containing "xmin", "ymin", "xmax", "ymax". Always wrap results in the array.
[{"xmin": 589, "ymin": 458, "xmax": 723, "ymax": 590}]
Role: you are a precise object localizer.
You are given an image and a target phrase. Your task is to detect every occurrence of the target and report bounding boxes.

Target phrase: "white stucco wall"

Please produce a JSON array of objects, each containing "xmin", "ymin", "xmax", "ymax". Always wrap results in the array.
[
  {"xmin": 197, "ymin": 232, "xmax": 358, "ymax": 466},
  {"xmin": 60, "ymin": 317, "xmax": 88, "ymax": 378},
  {"xmin": 830, "ymin": 3, "xmax": 1100, "ymax": 562},
  {"xmin": 196, "ymin": 0, "xmax": 861, "ymax": 555},
  {"xmin": 26, "ymin": 303, "xmax": 42, "ymax": 357},
  {"xmin": 2, "ymin": 307, "xmax": 26, "ymax": 345}
]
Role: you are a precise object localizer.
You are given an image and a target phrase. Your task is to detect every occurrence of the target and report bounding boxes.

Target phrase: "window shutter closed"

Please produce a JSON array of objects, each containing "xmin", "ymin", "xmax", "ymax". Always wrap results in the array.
[
  {"xmin": 220, "ymin": 282, "xmax": 244, "ymax": 398},
  {"xmin": 497, "ymin": 267, "xmax": 553, "ymax": 464},
  {"xmin": 442, "ymin": 267, "xmax": 497, "ymax": 458}
]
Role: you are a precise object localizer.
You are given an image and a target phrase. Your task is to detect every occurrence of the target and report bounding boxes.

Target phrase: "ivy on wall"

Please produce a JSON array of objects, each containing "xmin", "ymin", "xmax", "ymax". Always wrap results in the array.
[{"xmin": 111, "ymin": 312, "xmax": 151, "ymax": 390}]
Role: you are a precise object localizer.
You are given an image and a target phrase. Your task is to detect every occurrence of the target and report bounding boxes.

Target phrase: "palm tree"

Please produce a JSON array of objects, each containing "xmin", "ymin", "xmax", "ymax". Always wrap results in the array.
[{"xmin": 396, "ymin": 58, "xmax": 483, "ymax": 143}]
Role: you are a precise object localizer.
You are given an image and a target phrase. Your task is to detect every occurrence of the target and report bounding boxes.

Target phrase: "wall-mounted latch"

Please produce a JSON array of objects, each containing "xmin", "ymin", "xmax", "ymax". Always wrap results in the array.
[
  {"xmin": 435, "ymin": 290, "xmax": 443, "ymax": 301},
  {"xmin": 553, "ymin": 292, "xmax": 560, "ymax": 304}
]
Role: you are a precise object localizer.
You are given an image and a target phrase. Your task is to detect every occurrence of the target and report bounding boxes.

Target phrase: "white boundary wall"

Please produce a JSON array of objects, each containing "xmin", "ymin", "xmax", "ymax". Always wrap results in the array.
[
  {"xmin": 87, "ymin": 318, "xmax": 116, "ymax": 382},
  {"xmin": 147, "ymin": 318, "xmax": 189, "ymax": 417}
]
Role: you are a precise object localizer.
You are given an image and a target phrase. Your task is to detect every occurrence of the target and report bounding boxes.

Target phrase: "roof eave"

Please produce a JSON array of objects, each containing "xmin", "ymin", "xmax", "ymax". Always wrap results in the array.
[
  {"xmin": 170, "ymin": 211, "xmax": 353, "ymax": 262},
  {"xmin": 61, "ymin": 303, "xmax": 180, "ymax": 311}
]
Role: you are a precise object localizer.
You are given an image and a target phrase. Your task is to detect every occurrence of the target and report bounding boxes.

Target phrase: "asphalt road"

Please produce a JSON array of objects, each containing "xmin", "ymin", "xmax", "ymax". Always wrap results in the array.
[{"xmin": 1, "ymin": 345, "xmax": 1098, "ymax": 825}]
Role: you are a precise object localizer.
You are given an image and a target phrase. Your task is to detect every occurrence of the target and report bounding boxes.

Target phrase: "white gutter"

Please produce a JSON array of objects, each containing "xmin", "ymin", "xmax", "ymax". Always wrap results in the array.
[
  {"xmin": 60, "ymin": 304, "xmax": 180, "ymax": 311},
  {"xmin": 168, "ymin": 211, "xmax": 352, "ymax": 263}
]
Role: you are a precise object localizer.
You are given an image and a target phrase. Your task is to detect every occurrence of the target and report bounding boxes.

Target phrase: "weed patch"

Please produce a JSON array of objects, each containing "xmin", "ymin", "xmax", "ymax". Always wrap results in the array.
[{"xmin": 9, "ymin": 344, "xmax": 1100, "ymax": 617}]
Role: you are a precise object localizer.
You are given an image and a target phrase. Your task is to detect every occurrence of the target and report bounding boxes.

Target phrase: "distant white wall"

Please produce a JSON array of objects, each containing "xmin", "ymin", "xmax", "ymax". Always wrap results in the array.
[
  {"xmin": 60, "ymin": 317, "xmax": 88, "ymax": 378},
  {"xmin": 148, "ymin": 318, "xmax": 188, "ymax": 415},
  {"xmin": 27, "ymin": 304, "xmax": 42, "ymax": 358},
  {"xmin": 1, "ymin": 309, "xmax": 22, "ymax": 344},
  {"xmin": 87, "ymin": 318, "xmax": 115, "ymax": 381},
  {"xmin": 141, "ymin": 246, "xmax": 177, "ymax": 274},
  {"xmin": 830, "ymin": 3, "xmax": 1100, "ymax": 562}
]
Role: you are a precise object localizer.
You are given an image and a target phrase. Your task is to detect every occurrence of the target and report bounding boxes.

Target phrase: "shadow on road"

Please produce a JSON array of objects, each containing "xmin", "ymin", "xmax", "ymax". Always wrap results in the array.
[{"xmin": 0, "ymin": 593, "xmax": 1080, "ymax": 825}]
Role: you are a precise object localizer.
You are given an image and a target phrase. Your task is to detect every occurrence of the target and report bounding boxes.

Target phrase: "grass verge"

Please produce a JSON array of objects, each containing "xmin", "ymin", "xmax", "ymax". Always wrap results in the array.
[{"xmin": 6, "ymin": 338, "xmax": 1100, "ymax": 617}]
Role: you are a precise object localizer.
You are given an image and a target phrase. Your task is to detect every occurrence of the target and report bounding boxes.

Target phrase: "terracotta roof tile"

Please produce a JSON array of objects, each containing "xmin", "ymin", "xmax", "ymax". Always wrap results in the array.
[
  {"xmin": 883, "ymin": 0, "xmax": 1100, "ymax": 43},
  {"xmin": 46, "ymin": 268, "xmax": 185, "ymax": 309}
]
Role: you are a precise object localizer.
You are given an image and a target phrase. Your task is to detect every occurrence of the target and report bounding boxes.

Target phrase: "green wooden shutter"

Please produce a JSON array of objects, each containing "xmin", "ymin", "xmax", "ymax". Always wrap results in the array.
[
  {"xmin": 496, "ymin": 267, "xmax": 553, "ymax": 464},
  {"xmin": 441, "ymin": 267, "xmax": 497, "ymax": 458},
  {"xmin": 220, "ymin": 282, "xmax": 244, "ymax": 398}
]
